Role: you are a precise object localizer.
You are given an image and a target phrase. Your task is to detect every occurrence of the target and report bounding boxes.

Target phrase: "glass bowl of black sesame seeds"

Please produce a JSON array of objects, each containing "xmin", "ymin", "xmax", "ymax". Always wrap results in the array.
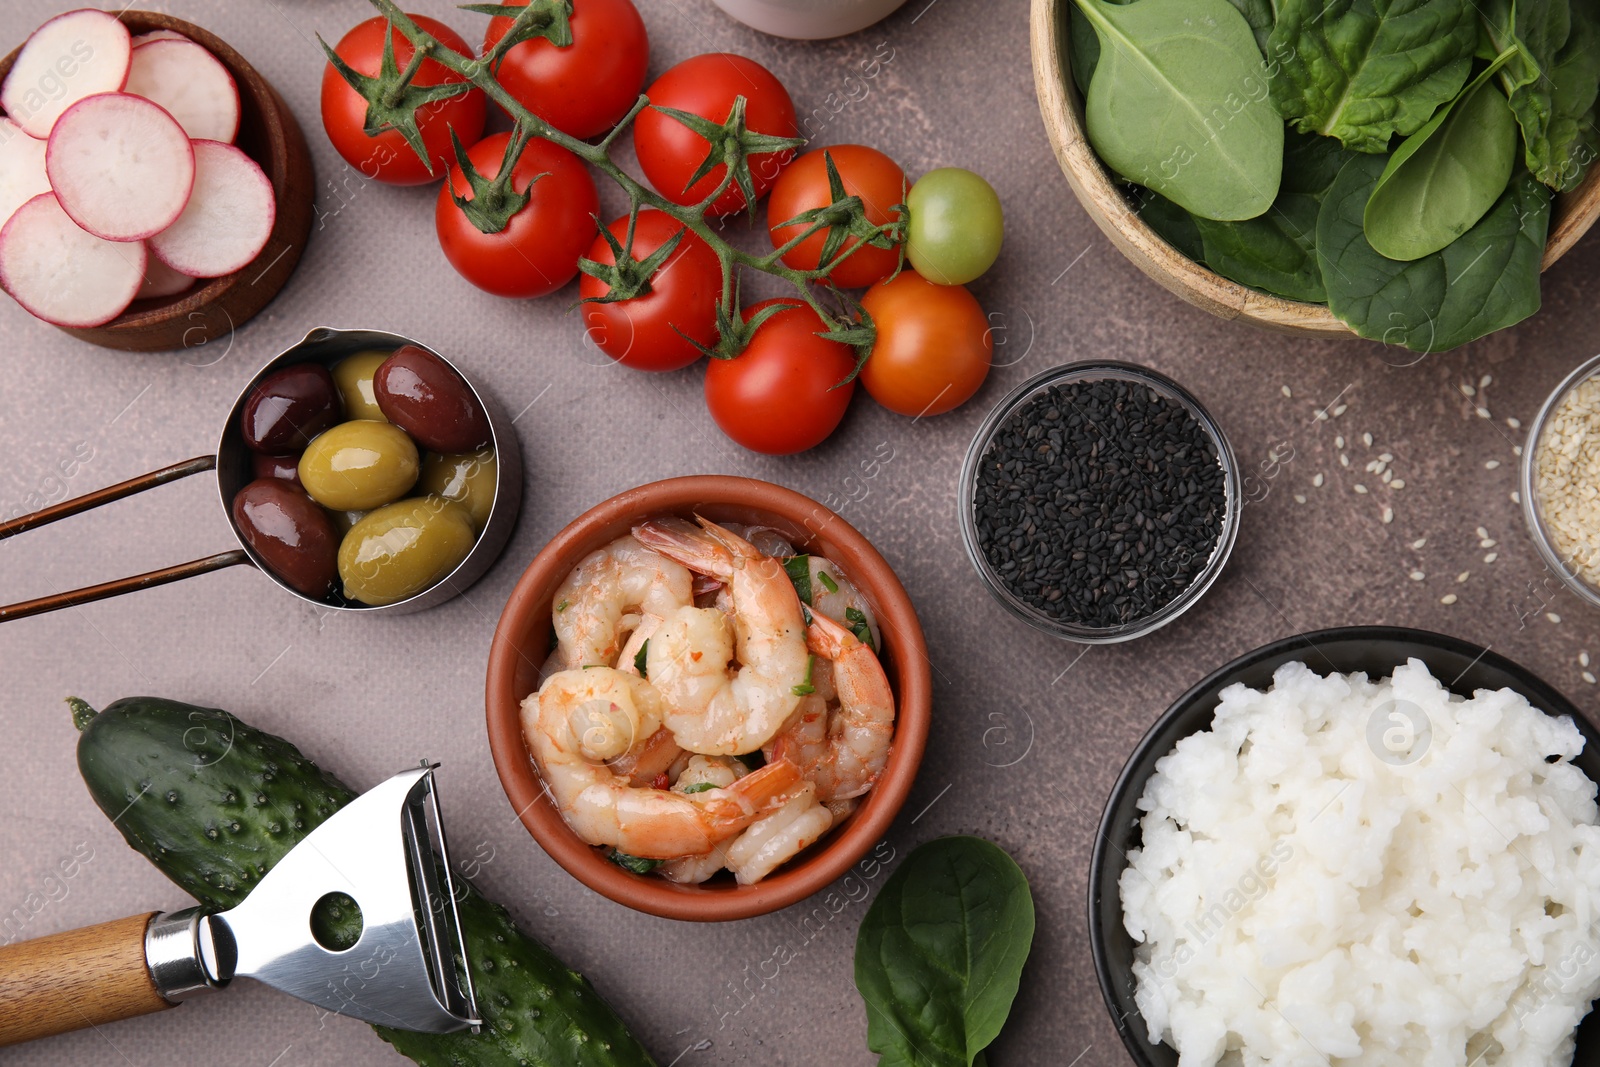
[{"xmin": 960, "ymin": 361, "xmax": 1240, "ymax": 643}]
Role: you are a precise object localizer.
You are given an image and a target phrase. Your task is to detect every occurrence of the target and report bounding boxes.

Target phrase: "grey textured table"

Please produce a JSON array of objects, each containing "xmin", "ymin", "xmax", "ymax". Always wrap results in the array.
[{"xmin": 2, "ymin": 1, "xmax": 1598, "ymax": 1064}]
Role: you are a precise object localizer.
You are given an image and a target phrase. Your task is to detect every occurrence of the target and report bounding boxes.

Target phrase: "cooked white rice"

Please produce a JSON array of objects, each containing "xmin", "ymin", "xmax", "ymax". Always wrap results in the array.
[{"xmin": 1120, "ymin": 659, "xmax": 1600, "ymax": 1067}]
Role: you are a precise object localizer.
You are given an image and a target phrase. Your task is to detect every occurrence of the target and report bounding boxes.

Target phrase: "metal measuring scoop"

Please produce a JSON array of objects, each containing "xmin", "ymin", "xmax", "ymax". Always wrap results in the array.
[
  {"xmin": 0, "ymin": 764, "xmax": 480, "ymax": 1044},
  {"xmin": 0, "ymin": 327, "xmax": 523, "ymax": 621}
]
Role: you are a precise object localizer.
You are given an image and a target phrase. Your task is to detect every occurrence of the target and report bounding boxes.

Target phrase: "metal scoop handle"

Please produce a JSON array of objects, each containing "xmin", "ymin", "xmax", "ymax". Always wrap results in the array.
[{"xmin": 0, "ymin": 455, "xmax": 251, "ymax": 622}]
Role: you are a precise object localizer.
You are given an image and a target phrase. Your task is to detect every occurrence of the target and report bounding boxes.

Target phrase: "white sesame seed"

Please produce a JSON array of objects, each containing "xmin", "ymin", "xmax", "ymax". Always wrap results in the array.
[
  {"xmin": 1379, "ymin": 453, "xmax": 1393, "ymax": 463},
  {"xmin": 1382, "ymin": 470, "xmax": 1394, "ymax": 484},
  {"xmin": 1335, "ymin": 435, "xmax": 1345, "ymax": 449},
  {"xmin": 1412, "ymin": 538, "xmax": 1427, "ymax": 549},
  {"xmin": 1390, "ymin": 479, "xmax": 1405, "ymax": 490},
  {"xmin": 1476, "ymin": 526, "xmax": 1489, "ymax": 539},
  {"xmin": 1354, "ymin": 484, "xmax": 1369, "ymax": 494},
  {"xmin": 1341, "ymin": 454, "xmax": 1350, "ymax": 468},
  {"xmin": 1481, "ymin": 374, "xmax": 1492, "ymax": 389},
  {"xmin": 1313, "ymin": 473, "xmax": 1324, "ymax": 488},
  {"xmin": 1581, "ymin": 652, "xmax": 1591, "ymax": 668},
  {"xmin": 1548, "ymin": 613, "xmax": 1562, "ymax": 624},
  {"xmin": 1294, "ymin": 494, "xmax": 1307, "ymax": 504},
  {"xmin": 1382, "ymin": 507, "xmax": 1394, "ymax": 524},
  {"xmin": 1485, "ymin": 460, "xmax": 1501, "ymax": 470},
  {"xmin": 1362, "ymin": 432, "xmax": 1373, "ymax": 447},
  {"xmin": 1461, "ymin": 383, "xmax": 1476, "ymax": 397},
  {"xmin": 1334, "ymin": 404, "xmax": 1348, "ymax": 417},
  {"xmin": 1441, "ymin": 594, "xmax": 1458, "ymax": 605},
  {"xmin": 1513, "ymin": 445, "xmax": 1522, "ymax": 457},
  {"xmin": 1507, "ymin": 417, "xmax": 1522, "ymax": 430},
  {"xmin": 1282, "ymin": 385, "xmax": 1292, "ymax": 397},
  {"xmin": 1585, "ymin": 672, "xmax": 1597, "ymax": 685},
  {"xmin": 1484, "ymin": 552, "xmax": 1498, "ymax": 563},
  {"xmin": 1457, "ymin": 571, "xmax": 1470, "ymax": 583},
  {"xmin": 1409, "ymin": 570, "xmax": 1426, "ymax": 581},
  {"xmin": 1366, "ymin": 460, "xmax": 1382, "ymax": 473},
  {"xmin": 1480, "ymin": 538, "xmax": 1497, "ymax": 548},
  {"xmin": 1510, "ymin": 491, "xmax": 1520, "ymax": 504},
  {"xmin": 1476, "ymin": 407, "xmax": 1491, "ymax": 419},
  {"xmin": 1315, "ymin": 410, "xmax": 1328, "ymax": 421}
]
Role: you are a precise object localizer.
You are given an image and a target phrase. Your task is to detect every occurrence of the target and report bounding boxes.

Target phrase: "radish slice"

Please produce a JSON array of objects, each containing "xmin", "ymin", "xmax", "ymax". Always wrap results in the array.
[
  {"xmin": 0, "ymin": 119, "xmax": 50, "ymax": 228},
  {"xmin": 124, "ymin": 39, "xmax": 239, "ymax": 143},
  {"xmin": 137, "ymin": 249, "xmax": 196, "ymax": 298},
  {"xmin": 1, "ymin": 10, "xmax": 132, "ymax": 139},
  {"xmin": 0, "ymin": 192, "xmax": 145, "ymax": 327},
  {"xmin": 46, "ymin": 92, "xmax": 195, "ymax": 242},
  {"xmin": 149, "ymin": 140, "xmax": 274, "ymax": 277},
  {"xmin": 133, "ymin": 29, "xmax": 191, "ymax": 46}
]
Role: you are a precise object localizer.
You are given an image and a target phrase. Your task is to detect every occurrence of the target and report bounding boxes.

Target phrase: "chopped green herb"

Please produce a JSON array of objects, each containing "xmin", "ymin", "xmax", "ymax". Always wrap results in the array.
[
  {"xmin": 606, "ymin": 849, "xmax": 661, "ymax": 875},
  {"xmin": 818, "ymin": 570, "xmax": 839, "ymax": 594},
  {"xmin": 846, "ymin": 606, "xmax": 876, "ymax": 651},
  {"xmin": 783, "ymin": 555, "xmax": 813, "ymax": 604},
  {"xmin": 792, "ymin": 654, "xmax": 816, "ymax": 696},
  {"xmin": 801, "ymin": 603, "xmax": 814, "ymax": 628},
  {"xmin": 556, "ymin": 599, "xmax": 569, "ymax": 612},
  {"xmin": 680, "ymin": 781, "xmax": 716, "ymax": 794},
  {"xmin": 581, "ymin": 663, "xmax": 604, "ymax": 670},
  {"xmin": 738, "ymin": 749, "xmax": 766, "ymax": 771},
  {"xmin": 634, "ymin": 639, "xmax": 649, "ymax": 678}
]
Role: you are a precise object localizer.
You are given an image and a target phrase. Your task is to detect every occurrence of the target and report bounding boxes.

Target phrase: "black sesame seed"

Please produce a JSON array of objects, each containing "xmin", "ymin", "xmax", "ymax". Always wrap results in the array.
[{"xmin": 972, "ymin": 377, "xmax": 1226, "ymax": 629}]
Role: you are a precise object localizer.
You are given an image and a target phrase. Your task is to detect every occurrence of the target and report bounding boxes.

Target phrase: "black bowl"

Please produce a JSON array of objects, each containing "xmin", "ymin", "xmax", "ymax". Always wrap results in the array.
[{"xmin": 1089, "ymin": 626, "xmax": 1600, "ymax": 1066}]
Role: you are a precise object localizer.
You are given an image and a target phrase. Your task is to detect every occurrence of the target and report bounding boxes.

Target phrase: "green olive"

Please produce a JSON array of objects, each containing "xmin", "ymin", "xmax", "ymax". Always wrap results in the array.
[
  {"xmin": 331, "ymin": 351, "xmax": 391, "ymax": 422},
  {"xmin": 298, "ymin": 420, "xmax": 419, "ymax": 511},
  {"xmin": 418, "ymin": 449, "xmax": 497, "ymax": 531},
  {"xmin": 338, "ymin": 496, "xmax": 477, "ymax": 606}
]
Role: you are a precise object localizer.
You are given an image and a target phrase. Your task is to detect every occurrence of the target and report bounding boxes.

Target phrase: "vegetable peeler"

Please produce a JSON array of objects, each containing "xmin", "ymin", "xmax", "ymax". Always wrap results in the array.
[{"xmin": 0, "ymin": 765, "xmax": 480, "ymax": 1046}]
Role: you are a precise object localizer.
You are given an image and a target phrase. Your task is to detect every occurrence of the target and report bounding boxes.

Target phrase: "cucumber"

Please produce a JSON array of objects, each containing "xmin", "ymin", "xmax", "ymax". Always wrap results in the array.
[{"xmin": 71, "ymin": 696, "xmax": 656, "ymax": 1067}]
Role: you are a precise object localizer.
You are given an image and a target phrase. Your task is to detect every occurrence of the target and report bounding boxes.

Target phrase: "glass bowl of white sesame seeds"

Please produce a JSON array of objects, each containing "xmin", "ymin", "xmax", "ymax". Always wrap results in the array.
[{"xmin": 1522, "ymin": 352, "xmax": 1600, "ymax": 612}]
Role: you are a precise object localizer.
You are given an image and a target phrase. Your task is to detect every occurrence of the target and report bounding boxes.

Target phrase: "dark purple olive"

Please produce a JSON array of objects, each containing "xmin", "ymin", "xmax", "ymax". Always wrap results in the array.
[
  {"xmin": 231, "ymin": 479, "xmax": 339, "ymax": 598},
  {"xmin": 241, "ymin": 363, "xmax": 342, "ymax": 453},
  {"xmin": 252, "ymin": 452, "xmax": 302, "ymax": 488},
  {"xmin": 373, "ymin": 345, "xmax": 491, "ymax": 453}
]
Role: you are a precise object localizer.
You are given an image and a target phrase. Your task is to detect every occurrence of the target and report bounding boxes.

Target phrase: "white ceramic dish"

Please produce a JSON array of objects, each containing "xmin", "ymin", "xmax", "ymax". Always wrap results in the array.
[{"xmin": 709, "ymin": 0, "xmax": 910, "ymax": 39}]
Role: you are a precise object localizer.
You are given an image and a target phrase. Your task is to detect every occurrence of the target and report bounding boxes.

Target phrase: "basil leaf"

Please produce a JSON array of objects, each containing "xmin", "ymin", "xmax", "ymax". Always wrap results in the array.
[
  {"xmin": 1318, "ymin": 152, "xmax": 1550, "ymax": 352},
  {"xmin": 1268, "ymin": 0, "xmax": 1478, "ymax": 153},
  {"xmin": 854, "ymin": 837, "xmax": 1035, "ymax": 1067},
  {"xmin": 607, "ymin": 849, "xmax": 661, "ymax": 875},
  {"xmin": 1074, "ymin": 0, "xmax": 1284, "ymax": 220},
  {"xmin": 846, "ymin": 606, "xmax": 876, "ymax": 652},
  {"xmin": 1484, "ymin": 0, "xmax": 1600, "ymax": 190},
  {"xmin": 783, "ymin": 555, "xmax": 813, "ymax": 605},
  {"xmin": 792, "ymin": 654, "xmax": 816, "ymax": 696},
  {"xmin": 633, "ymin": 639, "xmax": 649, "ymax": 678},
  {"xmin": 680, "ymin": 781, "xmax": 716, "ymax": 795},
  {"xmin": 1363, "ymin": 53, "xmax": 1520, "ymax": 261}
]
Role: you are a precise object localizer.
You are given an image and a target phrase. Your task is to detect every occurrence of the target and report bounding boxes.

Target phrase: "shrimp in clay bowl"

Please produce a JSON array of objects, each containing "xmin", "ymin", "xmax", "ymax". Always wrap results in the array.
[{"xmin": 486, "ymin": 476, "xmax": 930, "ymax": 921}]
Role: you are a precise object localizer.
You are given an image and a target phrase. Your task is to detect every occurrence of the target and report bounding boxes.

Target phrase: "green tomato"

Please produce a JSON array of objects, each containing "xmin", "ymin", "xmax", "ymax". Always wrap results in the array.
[{"xmin": 905, "ymin": 168, "xmax": 1004, "ymax": 285}]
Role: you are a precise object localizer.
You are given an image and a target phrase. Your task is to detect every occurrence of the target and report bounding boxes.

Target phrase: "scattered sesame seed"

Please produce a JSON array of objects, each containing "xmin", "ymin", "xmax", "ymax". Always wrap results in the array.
[
  {"xmin": 1382, "ymin": 507, "xmax": 1394, "ymax": 524},
  {"xmin": 1341, "ymin": 454, "xmax": 1351, "ymax": 468},
  {"xmin": 1441, "ymin": 594, "xmax": 1458, "ymax": 605},
  {"xmin": 1354, "ymin": 484, "xmax": 1369, "ymax": 494},
  {"xmin": 1334, "ymin": 404, "xmax": 1348, "ymax": 417},
  {"xmin": 1409, "ymin": 570, "xmax": 1426, "ymax": 581},
  {"xmin": 1313, "ymin": 473, "xmax": 1324, "ymax": 488},
  {"xmin": 1476, "ymin": 407, "xmax": 1491, "ymax": 419},
  {"xmin": 1548, "ymin": 613, "xmax": 1562, "ymax": 624},
  {"xmin": 1484, "ymin": 552, "xmax": 1498, "ymax": 563},
  {"xmin": 1480, "ymin": 538, "xmax": 1497, "ymax": 548},
  {"xmin": 1481, "ymin": 374, "xmax": 1493, "ymax": 389},
  {"xmin": 1294, "ymin": 494, "xmax": 1307, "ymax": 504},
  {"xmin": 1457, "ymin": 571, "xmax": 1470, "ymax": 583},
  {"xmin": 1510, "ymin": 491, "xmax": 1520, "ymax": 504},
  {"xmin": 1461, "ymin": 383, "xmax": 1476, "ymax": 397},
  {"xmin": 1507, "ymin": 417, "xmax": 1522, "ymax": 430},
  {"xmin": 1335, "ymin": 435, "xmax": 1345, "ymax": 449},
  {"xmin": 1485, "ymin": 460, "xmax": 1501, "ymax": 470},
  {"xmin": 1513, "ymin": 445, "xmax": 1523, "ymax": 457},
  {"xmin": 1476, "ymin": 526, "xmax": 1489, "ymax": 539},
  {"xmin": 1379, "ymin": 453, "xmax": 1393, "ymax": 463},
  {"xmin": 1382, "ymin": 470, "xmax": 1394, "ymax": 484},
  {"xmin": 1362, "ymin": 432, "xmax": 1374, "ymax": 447},
  {"xmin": 1582, "ymin": 652, "xmax": 1591, "ymax": 668},
  {"xmin": 1390, "ymin": 479, "xmax": 1405, "ymax": 490},
  {"xmin": 1412, "ymin": 538, "xmax": 1427, "ymax": 549},
  {"xmin": 1585, "ymin": 672, "xmax": 1597, "ymax": 685},
  {"xmin": 1366, "ymin": 459, "xmax": 1382, "ymax": 473},
  {"xmin": 1282, "ymin": 385, "xmax": 1292, "ymax": 397}
]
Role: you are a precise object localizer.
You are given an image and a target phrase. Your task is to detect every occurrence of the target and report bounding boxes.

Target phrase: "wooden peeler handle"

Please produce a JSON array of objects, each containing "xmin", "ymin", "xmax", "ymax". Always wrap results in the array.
[{"xmin": 0, "ymin": 912, "xmax": 175, "ymax": 1046}]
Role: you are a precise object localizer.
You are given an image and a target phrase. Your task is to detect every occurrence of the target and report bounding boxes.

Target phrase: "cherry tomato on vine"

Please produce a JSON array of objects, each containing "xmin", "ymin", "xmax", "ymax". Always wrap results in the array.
[
  {"xmin": 435, "ymin": 132, "xmax": 599, "ymax": 298},
  {"xmin": 320, "ymin": 15, "xmax": 487, "ymax": 187},
  {"xmin": 580, "ymin": 210, "xmax": 721, "ymax": 372},
  {"xmin": 858, "ymin": 271, "xmax": 991, "ymax": 417},
  {"xmin": 704, "ymin": 301, "xmax": 857, "ymax": 454},
  {"xmin": 766, "ymin": 145, "xmax": 906, "ymax": 289},
  {"xmin": 483, "ymin": 0, "xmax": 649, "ymax": 140},
  {"xmin": 905, "ymin": 167, "xmax": 1004, "ymax": 285},
  {"xmin": 633, "ymin": 54, "xmax": 798, "ymax": 217}
]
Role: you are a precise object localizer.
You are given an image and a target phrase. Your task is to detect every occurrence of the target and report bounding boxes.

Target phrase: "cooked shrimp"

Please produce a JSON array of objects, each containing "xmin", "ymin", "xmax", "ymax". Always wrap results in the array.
[
  {"xmin": 524, "ymin": 667, "xmax": 804, "ymax": 858},
  {"xmin": 633, "ymin": 517, "xmax": 810, "ymax": 755},
  {"xmin": 806, "ymin": 556, "xmax": 880, "ymax": 652},
  {"xmin": 770, "ymin": 611, "xmax": 894, "ymax": 801},
  {"xmin": 605, "ymin": 725, "xmax": 682, "ymax": 787},
  {"xmin": 725, "ymin": 783, "xmax": 833, "ymax": 885},
  {"xmin": 552, "ymin": 536, "xmax": 692, "ymax": 669}
]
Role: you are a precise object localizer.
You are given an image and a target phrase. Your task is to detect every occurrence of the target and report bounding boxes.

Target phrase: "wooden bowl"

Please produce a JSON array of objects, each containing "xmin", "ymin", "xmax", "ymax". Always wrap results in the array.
[
  {"xmin": 1029, "ymin": 0, "xmax": 1600, "ymax": 339},
  {"xmin": 0, "ymin": 11, "xmax": 314, "ymax": 352},
  {"xmin": 485, "ymin": 476, "xmax": 932, "ymax": 921}
]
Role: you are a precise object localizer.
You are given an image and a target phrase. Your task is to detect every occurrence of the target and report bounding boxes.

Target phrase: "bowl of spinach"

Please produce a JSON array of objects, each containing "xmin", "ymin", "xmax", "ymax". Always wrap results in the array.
[{"xmin": 1029, "ymin": 0, "xmax": 1600, "ymax": 352}]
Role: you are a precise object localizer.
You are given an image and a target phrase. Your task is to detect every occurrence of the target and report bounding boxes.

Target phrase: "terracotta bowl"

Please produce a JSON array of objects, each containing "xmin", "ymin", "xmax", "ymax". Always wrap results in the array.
[
  {"xmin": 1029, "ymin": 0, "xmax": 1600, "ymax": 339},
  {"xmin": 485, "ymin": 476, "xmax": 932, "ymax": 921},
  {"xmin": 0, "ymin": 11, "xmax": 315, "ymax": 352}
]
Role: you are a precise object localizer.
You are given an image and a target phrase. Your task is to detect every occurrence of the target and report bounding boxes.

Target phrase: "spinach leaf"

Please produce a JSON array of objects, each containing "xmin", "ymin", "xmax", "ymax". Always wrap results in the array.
[
  {"xmin": 1130, "ymin": 185, "xmax": 1207, "ymax": 262},
  {"xmin": 1190, "ymin": 131, "xmax": 1353, "ymax": 301},
  {"xmin": 1363, "ymin": 52, "xmax": 1520, "ymax": 260},
  {"xmin": 1069, "ymin": 0, "xmax": 1269, "ymax": 94},
  {"xmin": 1074, "ymin": 0, "xmax": 1284, "ymax": 220},
  {"xmin": 1318, "ymin": 152, "xmax": 1550, "ymax": 352},
  {"xmin": 1484, "ymin": 0, "xmax": 1600, "ymax": 190},
  {"xmin": 854, "ymin": 837, "xmax": 1035, "ymax": 1067},
  {"xmin": 1268, "ymin": 0, "xmax": 1478, "ymax": 152}
]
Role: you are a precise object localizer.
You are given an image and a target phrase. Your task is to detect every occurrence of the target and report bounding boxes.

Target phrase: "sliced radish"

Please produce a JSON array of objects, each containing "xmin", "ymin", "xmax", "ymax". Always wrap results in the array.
[
  {"xmin": 133, "ymin": 29, "xmax": 191, "ymax": 47},
  {"xmin": 137, "ymin": 249, "xmax": 196, "ymax": 299},
  {"xmin": 0, "ymin": 192, "xmax": 145, "ymax": 327},
  {"xmin": 0, "ymin": 119, "xmax": 50, "ymax": 228},
  {"xmin": 46, "ymin": 92, "xmax": 194, "ymax": 242},
  {"xmin": 1, "ymin": 10, "xmax": 132, "ymax": 139},
  {"xmin": 124, "ymin": 39, "xmax": 239, "ymax": 143},
  {"xmin": 149, "ymin": 140, "xmax": 274, "ymax": 277}
]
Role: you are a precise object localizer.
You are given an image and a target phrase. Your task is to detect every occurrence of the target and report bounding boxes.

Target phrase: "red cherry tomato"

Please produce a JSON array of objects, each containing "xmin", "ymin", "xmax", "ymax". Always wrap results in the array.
[
  {"xmin": 704, "ymin": 301, "xmax": 857, "ymax": 454},
  {"xmin": 633, "ymin": 54, "xmax": 797, "ymax": 217},
  {"xmin": 858, "ymin": 271, "xmax": 992, "ymax": 417},
  {"xmin": 766, "ymin": 145, "xmax": 906, "ymax": 289},
  {"xmin": 580, "ymin": 210, "xmax": 721, "ymax": 373},
  {"xmin": 482, "ymin": 0, "xmax": 648, "ymax": 139},
  {"xmin": 435, "ymin": 132, "xmax": 599, "ymax": 298},
  {"xmin": 320, "ymin": 15, "xmax": 487, "ymax": 187}
]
